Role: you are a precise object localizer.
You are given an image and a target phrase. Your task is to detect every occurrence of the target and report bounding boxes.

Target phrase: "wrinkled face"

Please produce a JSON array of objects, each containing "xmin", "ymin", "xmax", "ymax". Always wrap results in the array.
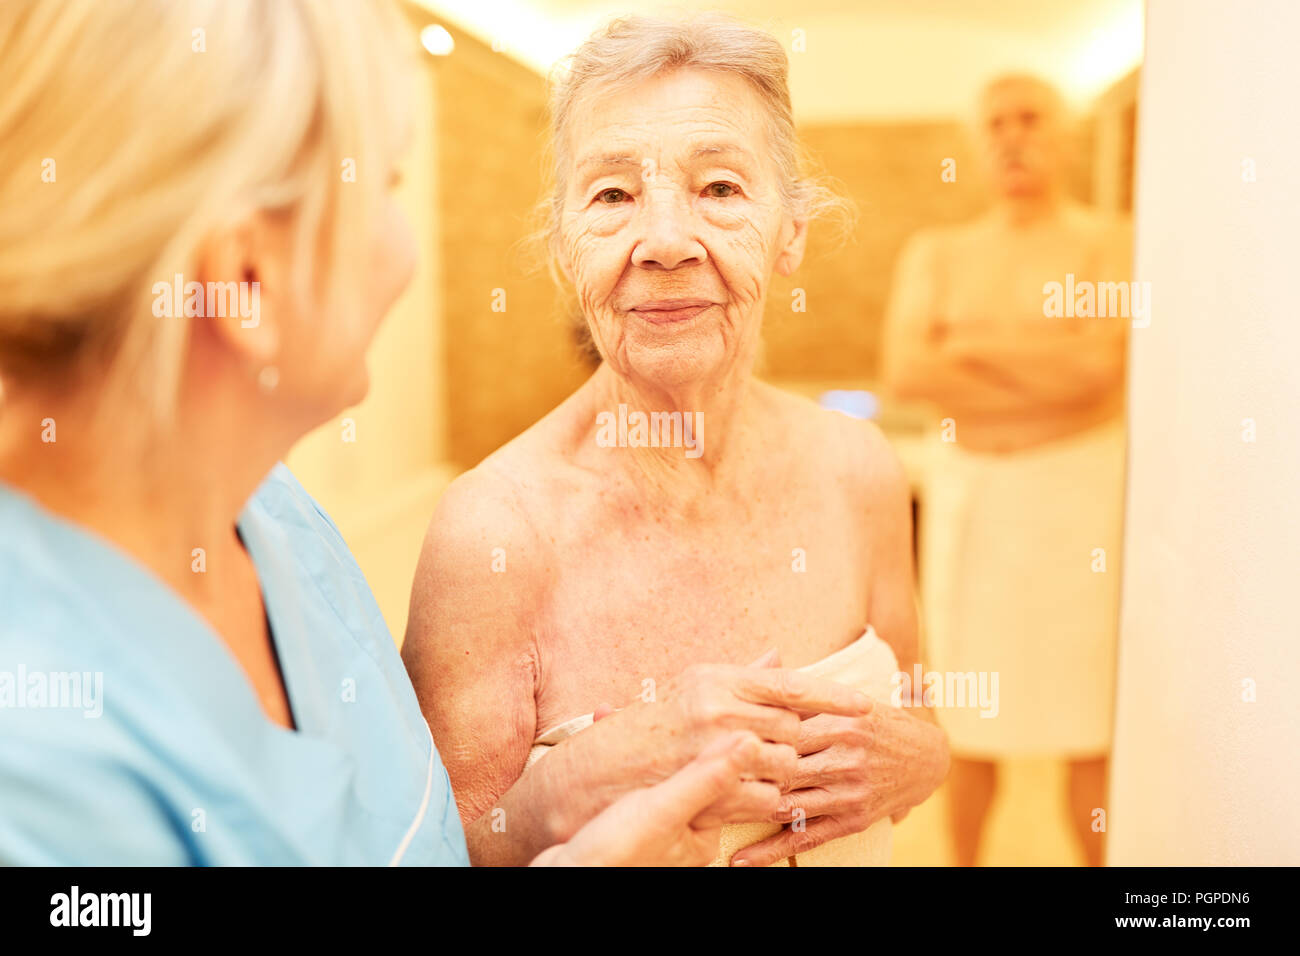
[
  {"xmin": 557, "ymin": 68, "xmax": 805, "ymax": 392},
  {"xmin": 977, "ymin": 80, "xmax": 1068, "ymax": 199}
]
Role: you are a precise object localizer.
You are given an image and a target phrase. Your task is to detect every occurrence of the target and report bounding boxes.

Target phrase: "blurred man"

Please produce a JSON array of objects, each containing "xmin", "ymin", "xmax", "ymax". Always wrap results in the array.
[{"xmin": 881, "ymin": 75, "xmax": 1132, "ymax": 866}]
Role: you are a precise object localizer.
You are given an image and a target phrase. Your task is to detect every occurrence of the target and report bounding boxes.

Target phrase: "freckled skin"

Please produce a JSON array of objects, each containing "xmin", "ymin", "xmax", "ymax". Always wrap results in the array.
[{"xmin": 517, "ymin": 384, "xmax": 909, "ymax": 732}]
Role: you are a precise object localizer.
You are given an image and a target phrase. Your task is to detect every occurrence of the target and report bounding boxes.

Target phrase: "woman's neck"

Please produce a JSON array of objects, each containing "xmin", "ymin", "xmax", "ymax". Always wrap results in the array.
[
  {"xmin": 580, "ymin": 361, "xmax": 763, "ymax": 514},
  {"xmin": 0, "ymin": 380, "xmax": 286, "ymax": 603}
]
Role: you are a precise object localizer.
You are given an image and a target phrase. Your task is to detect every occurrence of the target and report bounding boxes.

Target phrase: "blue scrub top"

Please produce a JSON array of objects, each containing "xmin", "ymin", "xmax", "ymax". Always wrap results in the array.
[{"xmin": 0, "ymin": 465, "xmax": 469, "ymax": 866}]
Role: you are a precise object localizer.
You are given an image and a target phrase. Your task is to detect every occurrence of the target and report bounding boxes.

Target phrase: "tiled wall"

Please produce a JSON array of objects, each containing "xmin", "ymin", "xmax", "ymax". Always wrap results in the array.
[
  {"xmin": 764, "ymin": 121, "xmax": 1094, "ymax": 381},
  {"xmin": 431, "ymin": 28, "xmax": 592, "ymax": 467}
]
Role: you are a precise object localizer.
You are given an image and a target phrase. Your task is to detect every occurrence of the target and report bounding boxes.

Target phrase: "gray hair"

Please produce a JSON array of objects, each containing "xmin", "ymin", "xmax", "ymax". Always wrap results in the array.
[{"xmin": 541, "ymin": 13, "xmax": 851, "ymax": 266}]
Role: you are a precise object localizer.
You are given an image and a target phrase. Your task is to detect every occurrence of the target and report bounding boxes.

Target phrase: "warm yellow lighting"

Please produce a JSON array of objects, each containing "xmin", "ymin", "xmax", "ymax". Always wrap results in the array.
[
  {"xmin": 1059, "ymin": 3, "xmax": 1145, "ymax": 104},
  {"xmin": 411, "ymin": 1, "xmax": 578, "ymax": 72}
]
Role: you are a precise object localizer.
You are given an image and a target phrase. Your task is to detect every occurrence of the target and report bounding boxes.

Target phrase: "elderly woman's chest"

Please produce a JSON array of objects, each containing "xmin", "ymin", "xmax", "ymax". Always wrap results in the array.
[{"xmin": 533, "ymin": 514, "xmax": 873, "ymax": 719}]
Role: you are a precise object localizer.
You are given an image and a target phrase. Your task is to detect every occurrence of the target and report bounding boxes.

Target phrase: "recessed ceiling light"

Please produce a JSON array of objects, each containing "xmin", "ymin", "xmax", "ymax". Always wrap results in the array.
[{"xmin": 420, "ymin": 24, "xmax": 454, "ymax": 57}]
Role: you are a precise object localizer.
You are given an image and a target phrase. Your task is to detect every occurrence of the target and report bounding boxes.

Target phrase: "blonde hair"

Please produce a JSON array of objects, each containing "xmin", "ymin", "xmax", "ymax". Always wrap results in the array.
[
  {"xmin": 540, "ymin": 13, "xmax": 850, "ymax": 272},
  {"xmin": 0, "ymin": 0, "xmax": 412, "ymax": 422}
]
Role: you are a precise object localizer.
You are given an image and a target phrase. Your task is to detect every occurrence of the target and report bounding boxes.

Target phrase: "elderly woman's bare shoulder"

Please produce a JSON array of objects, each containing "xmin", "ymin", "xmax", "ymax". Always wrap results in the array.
[
  {"xmin": 753, "ymin": 382, "xmax": 908, "ymax": 501},
  {"xmin": 406, "ymin": 452, "xmax": 554, "ymax": 645},
  {"xmin": 414, "ymin": 405, "xmax": 596, "ymax": 584}
]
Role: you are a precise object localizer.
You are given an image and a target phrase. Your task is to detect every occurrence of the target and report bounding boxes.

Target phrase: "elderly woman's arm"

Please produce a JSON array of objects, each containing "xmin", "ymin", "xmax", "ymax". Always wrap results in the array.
[
  {"xmin": 400, "ymin": 475, "xmax": 547, "ymax": 865},
  {"xmin": 403, "ymin": 469, "xmax": 873, "ymax": 866},
  {"xmin": 730, "ymin": 425, "xmax": 950, "ymax": 867}
]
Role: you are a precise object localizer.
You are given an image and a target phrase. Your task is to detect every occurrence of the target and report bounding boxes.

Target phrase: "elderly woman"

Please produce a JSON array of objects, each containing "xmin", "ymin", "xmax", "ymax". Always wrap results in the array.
[
  {"xmin": 403, "ymin": 14, "xmax": 950, "ymax": 867},
  {"xmin": 0, "ymin": 0, "xmax": 876, "ymax": 867}
]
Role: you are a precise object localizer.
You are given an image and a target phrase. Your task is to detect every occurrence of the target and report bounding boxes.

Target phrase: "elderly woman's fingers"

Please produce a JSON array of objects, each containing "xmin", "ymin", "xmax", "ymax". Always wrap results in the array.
[
  {"xmin": 793, "ymin": 712, "xmax": 847, "ymax": 756},
  {"xmin": 730, "ymin": 815, "xmax": 860, "ymax": 868},
  {"xmin": 777, "ymin": 748, "xmax": 843, "ymax": 793},
  {"xmin": 725, "ymin": 702, "xmax": 803, "ymax": 747},
  {"xmin": 729, "ymin": 737, "xmax": 798, "ymax": 783},
  {"xmin": 770, "ymin": 785, "xmax": 843, "ymax": 824},
  {"xmin": 734, "ymin": 668, "xmax": 873, "ymax": 719}
]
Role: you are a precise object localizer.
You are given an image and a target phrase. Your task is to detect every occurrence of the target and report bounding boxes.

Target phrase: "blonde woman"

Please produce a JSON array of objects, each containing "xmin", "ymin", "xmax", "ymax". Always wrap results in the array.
[{"xmin": 0, "ymin": 0, "xmax": 867, "ymax": 866}]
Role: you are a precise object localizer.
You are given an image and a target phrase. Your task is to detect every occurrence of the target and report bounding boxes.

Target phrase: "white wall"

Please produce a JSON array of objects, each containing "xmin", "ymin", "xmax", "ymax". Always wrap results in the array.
[{"xmin": 1109, "ymin": 0, "xmax": 1300, "ymax": 864}]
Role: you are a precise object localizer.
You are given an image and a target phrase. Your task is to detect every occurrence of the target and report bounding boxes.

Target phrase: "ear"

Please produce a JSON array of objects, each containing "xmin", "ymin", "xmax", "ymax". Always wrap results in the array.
[
  {"xmin": 194, "ymin": 211, "xmax": 288, "ymax": 368},
  {"xmin": 773, "ymin": 212, "xmax": 809, "ymax": 277}
]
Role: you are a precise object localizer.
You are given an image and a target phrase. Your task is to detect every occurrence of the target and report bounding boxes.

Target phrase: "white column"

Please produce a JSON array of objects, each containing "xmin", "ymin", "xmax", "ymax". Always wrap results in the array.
[{"xmin": 1109, "ymin": 0, "xmax": 1300, "ymax": 864}]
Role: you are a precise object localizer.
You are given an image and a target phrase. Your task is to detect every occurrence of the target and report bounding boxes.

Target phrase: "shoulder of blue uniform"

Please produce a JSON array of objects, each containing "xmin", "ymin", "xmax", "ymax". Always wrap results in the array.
[
  {"xmin": 250, "ymin": 463, "xmax": 414, "ymax": 678},
  {"xmin": 249, "ymin": 471, "xmax": 455, "ymax": 857},
  {"xmin": 244, "ymin": 463, "xmax": 390, "ymax": 645},
  {"xmin": 249, "ymin": 463, "xmax": 350, "ymax": 547}
]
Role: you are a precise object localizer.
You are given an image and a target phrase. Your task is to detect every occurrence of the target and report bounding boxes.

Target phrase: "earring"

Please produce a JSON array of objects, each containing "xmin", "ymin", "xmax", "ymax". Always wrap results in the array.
[{"xmin": 257, "ymin": 365, "xmax": 280, "ymax": 394}]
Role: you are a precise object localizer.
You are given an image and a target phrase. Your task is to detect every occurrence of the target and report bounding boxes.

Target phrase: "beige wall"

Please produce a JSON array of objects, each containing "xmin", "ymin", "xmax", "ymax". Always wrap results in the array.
[{"xmin": 1109, "ymin": 0, "xmax": 1300, "ymax": 865}]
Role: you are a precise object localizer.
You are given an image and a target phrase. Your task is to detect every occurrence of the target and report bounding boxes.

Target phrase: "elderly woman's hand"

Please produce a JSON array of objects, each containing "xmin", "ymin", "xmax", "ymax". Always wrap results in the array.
[
  {"xmin": 531, "ymin": 731, "xmax": 767, "ymax": 866},
  {"xmin": 728, "ymin": 701, "xmax": 950, "ymax": 867},
  {"xmin": 588, "ymin": 651, "xmax": 874, "ymax": 829}
]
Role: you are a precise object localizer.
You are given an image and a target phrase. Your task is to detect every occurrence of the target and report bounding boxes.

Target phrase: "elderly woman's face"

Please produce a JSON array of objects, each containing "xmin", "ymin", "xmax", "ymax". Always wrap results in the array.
[{"xmin": 559, "ymin": 68, "xmax": 805, "ymax": 390}]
